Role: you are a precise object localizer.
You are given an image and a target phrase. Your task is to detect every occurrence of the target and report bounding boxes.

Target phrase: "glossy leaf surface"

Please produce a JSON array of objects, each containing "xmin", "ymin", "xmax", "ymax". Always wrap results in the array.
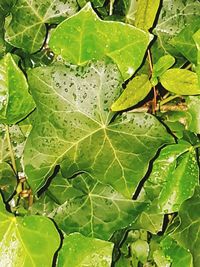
[
  {"xmin": 0, "ymin": 53, "xmax": 35, "ymax": 124},
  {"xmin": 24, "ymin": 61, "xmax": 172, "ymax": 197},
  {"xmin": 0, "ymin": 196, "xmax": 60, "ymax": 267},
  {"xmin": 49, "ymin": 3, "xmax": 152, "ymax": 79},
  {"xmin": 5, "ymin": 0, "xmax": 78, "ymax": 53}
]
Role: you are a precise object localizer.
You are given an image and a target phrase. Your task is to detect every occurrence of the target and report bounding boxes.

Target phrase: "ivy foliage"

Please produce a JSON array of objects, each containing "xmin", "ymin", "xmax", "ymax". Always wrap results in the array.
[{"xmin": 0, "ymin": 0, "xmax": 200, "ymax": 266}]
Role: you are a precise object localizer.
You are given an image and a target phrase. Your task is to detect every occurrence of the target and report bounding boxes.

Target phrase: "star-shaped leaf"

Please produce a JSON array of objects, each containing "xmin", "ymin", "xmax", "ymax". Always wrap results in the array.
[
  {"xmin": 24, "ymin": 60, "xmax": 173, "ymax": 197},
  {"xmin": 49, "ymin": 3, "xmax": 152, "ymax": 79},
  {"xmin": 5, "ymin": 0, "xmax": 78, "ymax": 53}
]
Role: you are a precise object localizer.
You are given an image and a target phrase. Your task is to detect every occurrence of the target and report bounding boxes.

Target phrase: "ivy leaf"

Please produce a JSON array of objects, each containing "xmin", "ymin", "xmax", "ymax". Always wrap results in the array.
[
  {"xmin": 111, "ymin": 74, "xmax": 152, "ymax": 111},
  {"xmin": 160, "ymin": 69, "xmax": 200, "ymax": 95},
  {"xmin": 31, "ymin": 173, "xmax": 149, "ymax": 239},
  {"xmin": 161, "ymin": 236, "xmax": 193, "ymax": 267},
  {"xmin": 57, "ymin": 233, "xmax": 113, "ymax": 267},
  {"xmin": 0, "ymin": 195, "xmax": 60, "ymax": 266},
  {"xmin": 193, "ymin": 29, "xmax": 200, "ymax": 87},
  {"xmin": 172, "ymin": 186, "xmax": 200, "ymax": 267},
  {"xmin": 144, "ymin": 142, "xmax": 199, "ymax": 213},
  {"xmin": 0, "ymin": 53, "xmax": 35, "ymax": 124},
  {"xmin": 151, "ymin": 55, "xmax": 175, "ymax": 86},
  {"xmin": 24, "ymin": 61, "xmax": 172, "ymax": 197},
  {"xmin": 0, "ymin": 162, "xmax": 16, "ymax": 201},
  {"xmin": 154, "ymin": 0, "xmax": 200, "ymax": 57},
  {"xmin": 49, "ymin": 3, "xmax": 152, "ymax": 79},
  {"xmin": 170, "ymin": 19, "xmax": 200, "ymax": 64},
  {"xmin": 186, "ymin": 96, "xmax": 200, "ymax": 134},
  {"xmin": 134, "ymin": 0, "xmax": 160, "ymax": 31},
  {"xmin": 77, "ymin": 0, "xmax": 106, "ymax": 8},
  {"xmin": 5, "ymin": 0, "xmax": 78, "ymax": 53}
]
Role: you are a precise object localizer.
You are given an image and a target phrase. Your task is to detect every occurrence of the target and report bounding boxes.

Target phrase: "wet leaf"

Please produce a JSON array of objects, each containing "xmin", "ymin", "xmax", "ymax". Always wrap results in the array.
[
  {"xmin": 24, "ymin": 60, "xmax": 172, "ymax": 197},
  {"xmin": 111, "ymin": 74, "xmax": 152, "ymax": 111},
  {"xmin": 144, "ymin": 142, "xmax": 199, "ymax": 213},
  {"xmin": 49, "ymin": 3, "xmax": 152, "ymax": 79},
  {"xmin": 0, "ymin": 53, "xmax": 35, "ymax": 124},
  {"xmin": 31, "ymin": 173, "xmax": 149, "ymax": 239},
  {"xmin": 160, "ymin": 69, "xmax": 200, "ymax": 95},
  {"xmin": 0, "ymin": 195, "xmax": 60, "ymax": 267},
  {"xmin": 172, "ymin": 186, "xmax": 200, "ymax": 267},
  {"xmin": 5, "ymin": 0, "xmax": 78, "ymax": 53}
]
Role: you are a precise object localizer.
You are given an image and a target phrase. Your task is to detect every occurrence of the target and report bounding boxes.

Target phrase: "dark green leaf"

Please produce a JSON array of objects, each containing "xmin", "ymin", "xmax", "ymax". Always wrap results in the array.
[
  {"xmin": 111, "ymin": 74, "xmax": 152, "ymax": 111},
  {"xmin": 24, "ymin": 61, "xmax": 172, "ymax": 197},
  {"xmin": 0, "ymin": 195, "xmax": 60, "ymax": 266},
  {"xmin": 57, "ymin": 233, "xmax": 113, "ymax": 267},
  {"xmin": 160, "ymin": 69, "xmax": 200, "ymax": 95},
  {"xmin": 5, "ymin": 0, "xmax": 78, "ymax": 53},
  {"xmin": 49, "ymin": 3, "xmax": 152, "ymax": 79},
  {"xmin": 0, "ymin": 53, "xmax": 35, "ymax": 124},
  {"xmin": 0, "ymin": 162, "xmax": 16, "ymax": 201}
]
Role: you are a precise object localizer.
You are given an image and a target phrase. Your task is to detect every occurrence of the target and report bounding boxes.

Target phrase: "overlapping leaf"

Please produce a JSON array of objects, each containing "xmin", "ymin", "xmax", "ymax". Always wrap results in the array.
[
  {"xmin": 24, "ymin": 60, "xmax": 172, "ymax": 197},
  {"xmin": 31, "ymin": 173, "xmax": 149, "ymax": 239},
  {"xmin": 172, "ymin": 186, "xmax": 200, "ymax": 267},
  {"xmin": 57, "ymin": 233, "xmax": 113, "ymax": 267},
  {"xmin": 0, "ymin": 195, "xmax": 60, "ymax": 266},
  {"xmin": 0, "ymin": 53, "xmax": 35, "ymax": 124},
  {"xmin": 5, "ymin": 0, "xmax": 78, "ymax": 53},
  {"xmin": 49, "ymin": 3, "xmax": 152, "ymax": 79}
]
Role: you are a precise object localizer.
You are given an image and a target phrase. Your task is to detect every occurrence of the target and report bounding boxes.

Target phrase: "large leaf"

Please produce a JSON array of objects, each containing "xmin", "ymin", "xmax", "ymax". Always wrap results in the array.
[
  {"xmin": 154, "ymin": 0, "xmax": 200, "ymax": 57},
  {"xmin": 134, "ymin": 0, "xmax": 160, "ymax": 31},
  {"xmin": 144, "ymin": 142, "xmax": 199, "ymax": 213},
  {"xmin": 111, "ymin": 74, "xmax": 152, "ymax": 111},
  {"xmin": 57, "ymin": 233, "xmax": 113, "ymax": 267},
  {"xmin": 0, "ymin": 53, "xmax": 35, "ymax": 124},
  {"xmin": 160, "ymin": 69, "xmax": 200, "ymax": 95},
  {"xmin": 31, "ymin": 173, "xmax": 149, "ymax": 239},
  {"xmin": 193, "ymin": 29, "xmax": 200, "ymax": 87},
  {"xmin": 0, "ymin": 195, "xmax": 60, "ymax": 266},
  {"xmin": 172, "ymin": 186, "xmax": 200, "ymax": 267},
  {"xmin": 5, "ymin": 0, "xmax": 78, "ymax": 53},
  {"xmin": 49, "ymin": 3, "xmax": 152, "ymax": 79},
  {"xmin": 24, "ymin": 60, "xmax": 172, "ymax": 197}
]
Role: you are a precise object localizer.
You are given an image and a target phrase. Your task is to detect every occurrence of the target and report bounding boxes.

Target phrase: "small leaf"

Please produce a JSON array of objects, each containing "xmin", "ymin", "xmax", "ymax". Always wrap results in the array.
[
  {"xmin": 0, "ymin": 53, "xmax": 35, "ymax": 124},
  {"xmin": 5, "ymin": 0, "xmax": 78, "ymax": 53},
  {"xmin": 193, "ymin": 29, "xmax": 200, "ymax": 87},
  {"xmin": 172, "ymin": 186, "xmax": 200, "ymax": 267},
  {"xmin": 31, "ymin": 173, "xmax": 149, "ymax": 240},
  {"xmin": 0, "ymin": 195, "xmax": 60, "ymax": 266},
  {"xmin": 131, "ymin": 239, "xmax": 149, "ymax": 264},
  {"xmin": 151, "ymin": 55, "xmax": 175, "ymax": 86},
  {"xmin": 57, "ymin": 233, "xmax": 113, "ymax": 267},
  {"xmin": 49, "ymin": 3, "xmax": 152, "ymax": 79},
  {"xmin": 111, "ymin": 74, "xmax": 152, "ymax": 111},
  {"xmin": 144, "ymin": 142, "xmax": 199, "ymax": 213},
  {"xmin": 160, "ymin": 69, "xmax": 200, "ymax": 95},
  {"xmin": 135, "ymin": 0, "xmax": 160, "ymax": 31},
  {"xmin": 0, "ymin": 162, "xmax": 16, "ymax": 201},
  {"xmin": 24, "ymin": 60, "xmax": 172, "ymax": 197}
]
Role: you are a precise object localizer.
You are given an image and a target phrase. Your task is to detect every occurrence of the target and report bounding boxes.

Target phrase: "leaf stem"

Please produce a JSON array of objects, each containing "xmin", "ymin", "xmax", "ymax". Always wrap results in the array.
[
  {"xmin": 159, "ymin": 95, "xmax": 181, "ymax": 106},
  {"xmin": 5, "ymin": 125, "xmax": 17, "ymax": 174},
  {"xmin": 109, "ymin": 0, "xmax": 114, "ymax": 16},
  {"xmin": 147, "ymin": 49, "xmax": 157, "ymax": 113}
]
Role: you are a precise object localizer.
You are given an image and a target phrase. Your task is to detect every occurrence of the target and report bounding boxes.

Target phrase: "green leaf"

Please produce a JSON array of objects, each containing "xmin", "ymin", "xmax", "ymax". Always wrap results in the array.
[
  {"xmin": 0, "ymin": 195, "xmax": 60, "ymax": 266},
  {"xmin": 124, "ymin": 0, "xmax": 137, "ymax": 25},
  {"xmin": 160, "ymin": 69, "xmax": 200, "ymax": 95},
  {"xmin": 193, "ymin": 29, "xmax": 200, "ymax": 87},
  {"xmin": 57, "ymin": 232, "xmax": 113, "ymax": 267},
  {"xmin": 0, "ymin": 162, "xmax": 16, "ymax": 201},
  {"xmin": 31, "ymin": 173, "xmax": 149, "ymax": 239},
  {"xmin": 77, "ymin": 0, "xmax": 106, "ymax": 8},
  {"xmin": 24, "ymin": 60, "xmax": 172, "ymax": 197},
  {"xmin": 49, "ymin": 3, "xmax": 152, "ymax": 80},
  {"xmin": 186, "ymin": 96, "xmax": 200, "ymax": 134},
  {"xmin": 144, "ymin": 142, "xmax": 199, "ymax": 213},
  {"xmin": 0, "ymin": 53, "xmax": 35, "ymax": 124},
  {"xmin": 172, "ymin": 186, "xmax": 200, "ymax": 267},
  {"xmin": 131, "ymin": 239, "xmax": 149, "ymax": 264},
  {"xmin": 161, "ymin": 236, "xmax": 193, "ymax": 267},
  {"xmin": 5, "ymin": 0, "xmax": 78, "ymax": 53},
  {"xmin": 170, "ymin": 19, "xmax": 200, "ymax": 64},
  {"xmin": 154, "ymin": 0, "xmax": 200, "ymax": 57},
  {"xmin": 134, "ymin": 0, "xmax": 160, "ymax": 31},
  {"xmin": 151, "ymin": 55, "xmax": 175, "ymax": 86},
  {"xmin": 111, "ymin": 74, "xmax": 152, "ymax": 111}
]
